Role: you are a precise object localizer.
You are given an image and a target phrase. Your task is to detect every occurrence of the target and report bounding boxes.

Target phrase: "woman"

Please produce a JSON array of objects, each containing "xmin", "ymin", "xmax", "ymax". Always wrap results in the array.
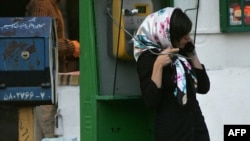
[{"xmin": 133, "ymin": 7, "xmax": 210, "ymax": 141}]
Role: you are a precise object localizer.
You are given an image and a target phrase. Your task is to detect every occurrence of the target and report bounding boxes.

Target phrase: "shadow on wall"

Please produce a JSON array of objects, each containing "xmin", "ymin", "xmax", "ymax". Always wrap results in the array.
[{"xmin": 0, "ymin": 106, "xmax": 18, "ymax": 141}]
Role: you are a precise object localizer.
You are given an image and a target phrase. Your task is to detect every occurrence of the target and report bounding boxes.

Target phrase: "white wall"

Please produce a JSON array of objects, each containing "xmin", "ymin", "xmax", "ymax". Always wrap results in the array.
[
  {"xmin": 198, "ymin": 67, "xmax": 250, "ymax": 141},
  {"xmin": 197, "ymin": 33, "xmax": 250, "ymax": 68},
  {"xmin": 57, "ymin": 86, "xmax": 80, "ymax": 140},
  {"xmin": 196, "ymin": 34, "xmax": 250, "ymax": 140},
  {"xmin": 190, "ymin": 0, "xmax": 250, "ymax": 141}
]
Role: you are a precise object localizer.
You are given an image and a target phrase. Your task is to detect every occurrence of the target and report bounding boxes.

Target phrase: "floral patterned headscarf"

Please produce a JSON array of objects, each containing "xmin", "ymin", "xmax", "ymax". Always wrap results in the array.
[
  {"xmin": 133, "ymin": 7, "xmax": 175, "ymax": 61},
  {"xmin": 133, "ymin": 7, "xmax": 197, "ymax": 106}
]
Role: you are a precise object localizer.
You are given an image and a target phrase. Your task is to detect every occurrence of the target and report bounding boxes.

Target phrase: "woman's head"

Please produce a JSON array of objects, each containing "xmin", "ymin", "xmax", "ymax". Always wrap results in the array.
[{"xmin": 170, "ymin": 8, "xmax": 192, "ymax": 48}]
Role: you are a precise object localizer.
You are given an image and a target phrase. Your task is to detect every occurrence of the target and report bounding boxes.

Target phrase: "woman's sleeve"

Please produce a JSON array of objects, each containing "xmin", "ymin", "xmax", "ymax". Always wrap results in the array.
[
  {"xmin": 193, "ymin": 65, "xmax": 210, "ymax": 94},
  {"xmin": 137, "ymin": 51, "xmax": 164, "ymax": 108},
  {"xmin": 58, "ymin": 39, "xmax": 75, "ymax": 56}
]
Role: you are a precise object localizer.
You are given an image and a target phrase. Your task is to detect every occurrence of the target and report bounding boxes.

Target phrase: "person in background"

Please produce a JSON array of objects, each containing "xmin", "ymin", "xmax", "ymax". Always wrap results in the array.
[
  {"xmin": 26, "ymin": 0, "xmax": 80, "ymax": 73},
  {"xmin": 133, "ymin": 7, "xmax": 210, "ymax": 141},
  {"xmin": 25, "ymin": 0, "xmax": 80, "ymax": 138}
]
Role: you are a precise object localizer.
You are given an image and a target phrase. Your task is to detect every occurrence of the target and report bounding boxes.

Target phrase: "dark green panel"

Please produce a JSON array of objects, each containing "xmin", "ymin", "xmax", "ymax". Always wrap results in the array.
[
  {"xmin": 98, "ymin": 100, "xmax": 155, "ymax": 141},
  {"xmin": 159, "ymin": 0, "xmax": 174, "ymax": 8}
]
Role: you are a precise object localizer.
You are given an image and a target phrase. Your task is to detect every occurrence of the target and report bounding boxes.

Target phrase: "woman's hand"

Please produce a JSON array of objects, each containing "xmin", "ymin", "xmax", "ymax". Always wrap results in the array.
[
  {"xmin": 72, "ymin": 40, "xmax": 80, "ymax": 57},
  {"xmin": 151, "ymin": 47, "xmax": 179, "ymax": 88},
  {"xmin": 154, "ymin": 48, "xmax": 179, "ymax": 68}
]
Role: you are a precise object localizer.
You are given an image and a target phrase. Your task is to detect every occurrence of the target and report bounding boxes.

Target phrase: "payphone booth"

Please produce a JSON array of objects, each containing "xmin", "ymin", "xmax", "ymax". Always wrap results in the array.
[
  {"xmin": 80, "ymin": 0, "xmax": 199, "ymax": 141},
  {"xmin": 0, "ymin": 17, "xmax": 58, "ymax": 105}
]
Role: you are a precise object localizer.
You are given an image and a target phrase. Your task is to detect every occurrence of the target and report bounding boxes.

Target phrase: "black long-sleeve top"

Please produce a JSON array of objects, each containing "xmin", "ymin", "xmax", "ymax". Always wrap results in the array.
[{"xmin": 136, "ymin": 49, "xmax": 210, "ymax": 141}]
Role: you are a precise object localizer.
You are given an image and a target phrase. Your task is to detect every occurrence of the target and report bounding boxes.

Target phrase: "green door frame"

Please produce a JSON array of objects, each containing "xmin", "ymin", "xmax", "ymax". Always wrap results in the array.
[{"xmin": 79, "ymin": 0, "xmax": 98, "ymax": 141}]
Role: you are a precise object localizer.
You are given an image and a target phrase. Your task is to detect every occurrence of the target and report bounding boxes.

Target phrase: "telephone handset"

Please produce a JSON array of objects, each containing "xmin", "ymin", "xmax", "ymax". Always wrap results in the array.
[
  {"xmin": 179, "ymin": 41, "xmax": 195, "ymax": 56},
  {"xmin": 182, "ymin": 42, "xmax": 195, "ymax": 53}
]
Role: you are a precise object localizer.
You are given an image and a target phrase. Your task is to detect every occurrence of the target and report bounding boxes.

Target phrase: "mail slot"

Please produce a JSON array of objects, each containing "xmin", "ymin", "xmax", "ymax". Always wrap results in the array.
[{"xmin": 0, "ymin": 17, "xmax": 58, "ymax": 105}]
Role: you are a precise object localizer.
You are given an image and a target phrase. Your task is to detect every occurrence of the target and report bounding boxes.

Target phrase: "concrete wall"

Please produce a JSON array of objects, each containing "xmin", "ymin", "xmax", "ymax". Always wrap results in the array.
[
  {"xmin": 196, "ymin": 27, "xmax": 250, "ymax": 140},
  {"xmin": 57, "ymin": 86, "xmax": 80, "ymax": 140},
  {"xmin": 198, "ymin": 67, "xmax": 250, "ymax": 141}
]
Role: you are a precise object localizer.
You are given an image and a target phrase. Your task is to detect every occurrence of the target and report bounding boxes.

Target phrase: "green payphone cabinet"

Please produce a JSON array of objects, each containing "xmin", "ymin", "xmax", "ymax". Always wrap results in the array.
[{"xmin": 80, "ymin": 0, "xmax": 173, "ymax": 141}]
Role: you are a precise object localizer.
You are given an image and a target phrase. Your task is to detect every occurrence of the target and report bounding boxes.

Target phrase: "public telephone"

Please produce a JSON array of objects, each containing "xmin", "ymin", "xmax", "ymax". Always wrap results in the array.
[{"xmin": 111, "ymin": 0, "xmax": 153, "ymax": 60}]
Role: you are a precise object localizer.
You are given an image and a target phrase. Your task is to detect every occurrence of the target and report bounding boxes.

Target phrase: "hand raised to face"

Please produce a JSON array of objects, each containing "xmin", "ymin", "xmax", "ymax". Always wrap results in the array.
[{"xmin": 154, "ymin": 47, "xmax": 179, "ymax": 67}]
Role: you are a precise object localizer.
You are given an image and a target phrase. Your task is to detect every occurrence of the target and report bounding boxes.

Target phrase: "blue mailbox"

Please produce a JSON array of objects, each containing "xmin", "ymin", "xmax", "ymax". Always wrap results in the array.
[{"xmin": 0, "ymin": 17, "xmax": 58, "ymax": 105}]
